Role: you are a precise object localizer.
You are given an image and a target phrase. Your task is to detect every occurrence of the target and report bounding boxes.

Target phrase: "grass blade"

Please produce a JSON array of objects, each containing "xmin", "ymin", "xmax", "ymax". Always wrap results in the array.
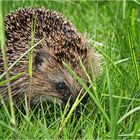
[{"xmin": 0, "ymin": 1, "xmax": 16, "ymax": 135}]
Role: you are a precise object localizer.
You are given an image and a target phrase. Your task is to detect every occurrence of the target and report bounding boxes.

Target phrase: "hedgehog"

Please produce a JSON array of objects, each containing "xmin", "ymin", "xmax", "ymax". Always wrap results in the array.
[{"xmin": 0, "ymin": 8, "xmax": 100, "ymax": 114}]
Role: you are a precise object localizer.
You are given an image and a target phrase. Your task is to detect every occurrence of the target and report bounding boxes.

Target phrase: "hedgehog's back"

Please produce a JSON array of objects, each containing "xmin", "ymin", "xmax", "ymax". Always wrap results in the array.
[
  {"xmin": 5, "ymin": 8, "xmax": 77, "ymax": 54},
  {"xmin": 1, "ymin": 8, "xmax": 88, "ymax": 77}
]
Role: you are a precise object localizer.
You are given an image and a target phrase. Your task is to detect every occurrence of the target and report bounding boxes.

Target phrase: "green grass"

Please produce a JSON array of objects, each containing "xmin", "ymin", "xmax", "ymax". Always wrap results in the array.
[{"xmin": 0, "ymin": 0, "xmax": 140, "ymax": 139}]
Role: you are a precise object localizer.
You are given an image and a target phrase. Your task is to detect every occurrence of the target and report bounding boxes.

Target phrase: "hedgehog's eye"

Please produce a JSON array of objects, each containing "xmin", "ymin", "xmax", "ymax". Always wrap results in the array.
[
  {"xmin": 55, "ymin": 82, "xmax": 67, "ymax": 92},
  {"xmin": 55, "ymin": 82, "xmax": 71, "ymax": 98}
]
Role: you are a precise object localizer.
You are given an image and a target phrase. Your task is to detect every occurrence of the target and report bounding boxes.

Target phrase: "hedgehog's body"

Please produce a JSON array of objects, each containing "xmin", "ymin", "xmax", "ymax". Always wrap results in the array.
[{"xmin": 0, "ymin": 8, "xmax": 100, "ymax": 112}]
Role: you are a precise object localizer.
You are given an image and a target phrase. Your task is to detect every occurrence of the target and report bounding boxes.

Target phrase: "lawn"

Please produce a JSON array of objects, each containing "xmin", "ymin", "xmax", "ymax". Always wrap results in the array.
[{"xmin": 0, "ymin": 0, "xmax": 140, "ymax": 139}]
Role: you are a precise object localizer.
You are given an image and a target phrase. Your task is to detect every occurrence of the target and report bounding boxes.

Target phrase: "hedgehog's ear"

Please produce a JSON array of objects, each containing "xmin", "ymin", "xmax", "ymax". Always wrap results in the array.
[
  {"xmin": 34, "ymin": 51, "xmax": 44, "ymax": 67},
  {"xmin": 33, "ymin": 48, "xmax": 54, "ymax": 68}
]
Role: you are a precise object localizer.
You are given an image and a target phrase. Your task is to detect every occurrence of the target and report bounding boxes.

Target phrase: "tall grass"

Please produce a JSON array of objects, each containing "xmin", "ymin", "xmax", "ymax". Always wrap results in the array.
[
  {"xmin": 0, "ymin": 1, "xmax": 140, "ymax": 139},
  {"xmin": 0, "ymin": 1, "xmax": 16, "ymax": 137}
]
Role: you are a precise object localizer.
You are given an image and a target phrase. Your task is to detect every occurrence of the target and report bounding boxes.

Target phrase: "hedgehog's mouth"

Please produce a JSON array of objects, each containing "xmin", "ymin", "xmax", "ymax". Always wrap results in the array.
[
  {"xmin": 31, "ymin": 93, "xmax": 81, "ymax": 116},
  {"xmin": 33, "ymin": 93, "xmax": 73, "ymax": 107},
  {"xmin": 31, "ymin": 94, "xmax": 63, "ymax": 105}
]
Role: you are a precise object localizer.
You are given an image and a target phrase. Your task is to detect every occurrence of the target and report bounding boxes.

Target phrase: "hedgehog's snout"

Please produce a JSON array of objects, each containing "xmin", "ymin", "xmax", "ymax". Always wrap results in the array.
[{"xmin": 54, "ymin": 81, "xmax": 77, "ymax": 103}]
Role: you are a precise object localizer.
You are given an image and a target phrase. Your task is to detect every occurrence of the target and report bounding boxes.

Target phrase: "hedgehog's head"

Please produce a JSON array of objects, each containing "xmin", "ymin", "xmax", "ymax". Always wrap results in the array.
[
  {"xmin": 30, "ymin": 47, "xmax": 87, "ymax": 114},
  {"xmin": 26, "ymin": 38, "xmax": 101, "ymax": 115}
]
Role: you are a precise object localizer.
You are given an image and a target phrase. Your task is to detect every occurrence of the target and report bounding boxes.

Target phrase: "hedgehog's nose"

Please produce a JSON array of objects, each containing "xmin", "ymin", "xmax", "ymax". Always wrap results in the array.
[
  {"xmin": 69, "ymin": 99, "xmax": 81, "ymax": 118},
  {"xmin": 75, "ymin": 104, "xmax": 81, "ymax": 118},
  {"xmin": 69, "ymin": 93, "xmax": 89, "ymax": 118}
]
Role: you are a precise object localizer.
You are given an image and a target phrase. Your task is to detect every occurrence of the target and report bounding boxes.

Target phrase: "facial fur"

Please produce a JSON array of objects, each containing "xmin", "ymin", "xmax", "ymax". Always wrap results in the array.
[{"xmin": 27, "ymin": 47, "xmax": 82, "ymax": 105}]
